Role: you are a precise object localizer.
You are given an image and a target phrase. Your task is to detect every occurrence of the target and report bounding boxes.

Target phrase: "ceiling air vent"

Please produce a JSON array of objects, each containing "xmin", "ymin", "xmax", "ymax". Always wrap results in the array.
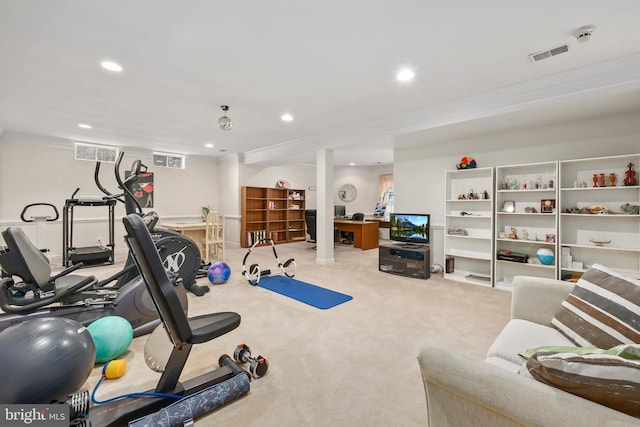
[{"xmin": 528, "ymin": 44, "xmax": 569, "ymax": 62}]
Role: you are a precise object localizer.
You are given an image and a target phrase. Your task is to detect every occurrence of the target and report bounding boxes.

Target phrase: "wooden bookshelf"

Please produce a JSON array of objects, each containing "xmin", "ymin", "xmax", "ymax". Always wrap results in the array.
[{"xmin": 241, "ymin": 186, "xmax": 306, "ymax": 247}]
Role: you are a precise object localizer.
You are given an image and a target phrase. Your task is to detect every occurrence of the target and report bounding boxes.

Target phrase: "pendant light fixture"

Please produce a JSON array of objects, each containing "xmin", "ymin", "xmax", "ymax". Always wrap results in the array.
[{"xmin": 218, "ymin": 105, "xmax": 232, "ymax": 131}]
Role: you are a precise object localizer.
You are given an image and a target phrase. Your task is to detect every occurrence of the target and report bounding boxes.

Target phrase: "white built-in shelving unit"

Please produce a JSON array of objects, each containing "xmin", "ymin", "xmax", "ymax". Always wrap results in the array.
[
  {"xmin": 494, "ymin": 162, "xmax": 558, "ymax": 290},
  {"xmin": 444, "ymin": 167, "xmax": 494, "ymax": 287},
  {"xmin": 441, "ymin": 155, "xmax": 639, "ymax": 289},
  {"xmin": 558, "ymin": 154, "xmax": 640, "ymax": 279}
]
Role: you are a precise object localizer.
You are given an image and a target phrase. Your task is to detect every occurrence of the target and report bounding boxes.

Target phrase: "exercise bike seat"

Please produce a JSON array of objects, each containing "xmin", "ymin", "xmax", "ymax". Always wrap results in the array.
[
  {"xmin": 122, "ymin": 214, "xmax": 240, "ymax": 349},
  {"xmin": 0, "ymin": 227, "xmax": 97, "ymax": 299}
]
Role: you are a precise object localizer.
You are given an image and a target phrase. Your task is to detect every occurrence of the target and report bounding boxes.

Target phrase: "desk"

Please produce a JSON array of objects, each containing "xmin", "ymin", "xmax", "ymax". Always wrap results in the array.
[
  {"xmin": 334, "ymin": 219, "xmax": 379, "ymax": 250},
  {"xmin": 368, "ymin": 217, "xmax": 390, "ymax": 229},
  {"xmin": 161, "ymin": 222, "xmax": 206, "ymax": 258}
]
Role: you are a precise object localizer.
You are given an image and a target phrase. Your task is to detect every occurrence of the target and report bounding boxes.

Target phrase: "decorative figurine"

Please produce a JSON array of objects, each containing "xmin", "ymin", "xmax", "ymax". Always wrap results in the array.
[
  {"xmin": 621, "ymin": 203, "xmax": 639, "ymax": 215},
  {"xmin": 609, "ymin": 173, "xmax": 616, "ymax": 187},
  {"xmin": 624, "ymin": 162, "xmax": 637, "ymax": 186},
  {"xmin": 599, "ymin": 173, "xmax": 605, "ymax": 187},
  {"xmin": 593, "ymin": 173, "xmax": 598, "ymax": 187}
]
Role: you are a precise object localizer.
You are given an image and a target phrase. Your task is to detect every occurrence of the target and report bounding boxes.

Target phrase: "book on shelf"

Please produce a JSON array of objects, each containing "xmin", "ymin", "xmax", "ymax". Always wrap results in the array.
[{"xmin": 245, "ymin": 230, "xmax": 269, "ymax": 246}]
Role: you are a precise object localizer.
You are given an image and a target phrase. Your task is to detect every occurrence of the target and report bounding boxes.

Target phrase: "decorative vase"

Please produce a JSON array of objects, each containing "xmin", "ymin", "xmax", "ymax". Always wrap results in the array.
[
  {"xmin": 593, "ymin": 173, "xmax": 598, "ymax": 187},
  {"xmin": 609, "ymin": 173, "xmax": 616, "ymax": 187},
  {"xmin": 599, "ymin": 173, "xmax": 605, "ymax": 187},
  {"xmin": 536, "ymin": 248, "xmax": 554, "ymax": 265}
]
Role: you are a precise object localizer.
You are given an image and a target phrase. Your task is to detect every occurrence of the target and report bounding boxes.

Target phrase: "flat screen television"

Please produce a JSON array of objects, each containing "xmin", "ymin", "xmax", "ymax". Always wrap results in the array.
[
  {"xmin": 334, "ymin": 205, "xmax": 346, "ymax": 218},
  {"xmin": 390, "ymin": 213, "xmax": 430, "ymax": 245}
]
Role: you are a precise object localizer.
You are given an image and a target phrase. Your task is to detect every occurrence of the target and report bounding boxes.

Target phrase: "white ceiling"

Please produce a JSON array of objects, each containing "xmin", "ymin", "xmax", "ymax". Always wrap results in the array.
[{"xmin": 1, "ymin": 1, "xmax": 640, "ymax": 167}]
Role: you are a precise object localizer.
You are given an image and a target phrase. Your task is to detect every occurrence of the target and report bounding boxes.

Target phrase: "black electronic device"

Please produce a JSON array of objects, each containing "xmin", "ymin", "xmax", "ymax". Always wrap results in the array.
[
  {"xmin": 334, "ymin": 205, "xmax": 346, "ymax": 218},
  {"xmin": 379, "ymin": 244, "xmax": 430, "ymax": 279},
  {"xmin": 497, "ymin": 249, "xmax": 529, "ymax": 263},
  {"xmin": 389, "ymin": 213, "xmax": 430, "ymax": 246}
]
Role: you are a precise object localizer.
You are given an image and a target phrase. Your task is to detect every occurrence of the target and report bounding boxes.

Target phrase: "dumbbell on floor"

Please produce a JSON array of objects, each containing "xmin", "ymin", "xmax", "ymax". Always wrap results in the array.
[{"xmin": 233, "ymin": 343, "xmax": 269, "ymax": 378}]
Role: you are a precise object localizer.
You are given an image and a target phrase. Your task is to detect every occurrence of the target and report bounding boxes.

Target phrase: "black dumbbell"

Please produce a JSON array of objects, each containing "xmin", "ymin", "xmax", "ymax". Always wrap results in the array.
[{"xmin": 233, "ymin": 343, "xmax": 269, "ymax": 378}]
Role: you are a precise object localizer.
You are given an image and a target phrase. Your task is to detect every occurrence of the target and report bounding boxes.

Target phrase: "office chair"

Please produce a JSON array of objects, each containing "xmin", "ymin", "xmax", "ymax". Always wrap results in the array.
[
  {"xmin": 304, "ymin": 209, "xmax": 317, "ymax": 249},
  {"xmin": 341, "ymin": 212, "xmax": 364, "ymax": 244}
]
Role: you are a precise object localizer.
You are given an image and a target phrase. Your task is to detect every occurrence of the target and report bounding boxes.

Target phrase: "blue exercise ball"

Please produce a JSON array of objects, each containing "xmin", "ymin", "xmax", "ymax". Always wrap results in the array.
[
  {"xmin": 208, "ymin": 262, "xmax": 231, "ymax": 284},
  {"xmin": 87, "ymin": 316, "xmax": 133, "ymax": 363},
  {"xmin": 0, "ymin": 317, "xmax": 95, "ymax": 403}
]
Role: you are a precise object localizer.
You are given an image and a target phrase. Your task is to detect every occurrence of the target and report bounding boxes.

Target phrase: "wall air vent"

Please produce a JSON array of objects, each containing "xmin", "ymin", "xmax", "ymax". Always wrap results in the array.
[
  {"xmin": 528, "ymin": 44, "xmax": 569, "ymax": 62},
  {"xmin": 74, "ymin": 141, "xmax": 119, "ymax": 163}
]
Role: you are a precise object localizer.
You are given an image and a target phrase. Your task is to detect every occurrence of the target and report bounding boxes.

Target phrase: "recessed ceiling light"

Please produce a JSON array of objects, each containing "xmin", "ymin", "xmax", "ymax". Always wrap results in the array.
[
  {"xmin": 349, "ymin": 162, "xmax": 356, "ymax": 166},
  {"xmin": 281, "ymin": 113, "xmax": 293, "ymax": 122},
  {"xmin": 205, "ymin": 143, "xmax": 214, "ymax": 148},
  {"xmin": 78, "ymin": 123, "xmax": 92, "ymax": 129},
  {"xmin": 396, "ymin": 68, "xmax": 415, "ymax": 82},
  {"xmin": 101, "ymin": 61, "xmax": 123, "ymax": 72}
]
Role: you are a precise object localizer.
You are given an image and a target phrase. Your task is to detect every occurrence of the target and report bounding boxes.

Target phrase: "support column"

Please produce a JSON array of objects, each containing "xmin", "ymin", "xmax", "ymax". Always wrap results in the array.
[{"xmin": 316, "ymin": 149, "xmax": 335, "ymax": 264}]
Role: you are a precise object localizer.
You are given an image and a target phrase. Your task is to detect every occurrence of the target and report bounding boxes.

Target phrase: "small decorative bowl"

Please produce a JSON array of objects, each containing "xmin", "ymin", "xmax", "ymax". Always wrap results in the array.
[{"xmin": 589, "ymin": 239, "xmax": 612, "ymax": 247}]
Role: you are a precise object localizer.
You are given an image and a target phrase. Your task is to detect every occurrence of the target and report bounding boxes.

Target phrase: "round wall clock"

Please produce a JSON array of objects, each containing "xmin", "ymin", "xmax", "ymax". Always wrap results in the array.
[{"xmin": 338, "ymin": 183, "xmax": 357, "ymax": 202}]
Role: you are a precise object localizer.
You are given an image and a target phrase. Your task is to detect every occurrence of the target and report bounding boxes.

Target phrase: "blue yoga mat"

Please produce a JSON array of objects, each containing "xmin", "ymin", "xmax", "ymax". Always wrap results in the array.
[{"xmin": 257, "ymin": 276, "xmax": 353, "ymax": 309}]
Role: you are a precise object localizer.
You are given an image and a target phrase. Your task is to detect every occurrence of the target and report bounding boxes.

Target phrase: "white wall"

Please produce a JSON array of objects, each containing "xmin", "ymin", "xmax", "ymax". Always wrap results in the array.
[
  {"xmin": 12, "ymin": 109, "xmax": 634, "ymax": 270},
  {"xmin": 333, "ymin": 165, "xmax": 392, "ymax": 216},
  {"xmin": 0, "ymin": 138, "xmax": 388, "ymax": 261},
  {"xmin": 236, "ymin": 163, "xmax": 392, "ymax": 216},
  {"xmin": 239, "ymin": 163, "xmax": 316, "ymax": 207},
  {"xmin": 393, "ymin": 111, "xmax": 640, "ymax": 268},
  {"xmin": 0, "ymin": 137, "xmax": 219, "ymax": 263},
  {"xmin": 216, "ymin": 155, "xmax": 241, "ymax": 247}
]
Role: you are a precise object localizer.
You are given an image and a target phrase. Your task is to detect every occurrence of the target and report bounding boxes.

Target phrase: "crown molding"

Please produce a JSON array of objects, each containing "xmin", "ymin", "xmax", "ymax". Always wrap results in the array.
[{"xmin": 242, "ymin": 53, "xmax": 640, "ymax": 165}]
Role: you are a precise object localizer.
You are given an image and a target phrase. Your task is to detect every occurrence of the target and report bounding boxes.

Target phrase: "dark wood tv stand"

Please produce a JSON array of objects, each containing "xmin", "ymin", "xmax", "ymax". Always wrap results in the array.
[{"xmin": 378, "ymin": 243, "xmax": 430, "ymax": 279}]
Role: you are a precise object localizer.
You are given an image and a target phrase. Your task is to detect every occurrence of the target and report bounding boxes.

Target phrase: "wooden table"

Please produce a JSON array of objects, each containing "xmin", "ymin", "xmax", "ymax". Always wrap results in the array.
[
  {"xmin": 368, "ymin": 216, "xmax": 390, "ymax": 228},
  {"xmin": 334, "ymin": 219, "xmax": 379, "ymax": 250},
  {"xmin": 161, "ymin": 222, "xmax": 206, "ymax": 257}
]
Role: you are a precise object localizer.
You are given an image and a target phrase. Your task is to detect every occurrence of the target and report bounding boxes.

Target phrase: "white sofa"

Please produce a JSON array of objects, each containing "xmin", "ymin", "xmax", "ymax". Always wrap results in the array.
[{"xmin": 418, "ymin": 275, "xmax": 640, "ymax": 426}]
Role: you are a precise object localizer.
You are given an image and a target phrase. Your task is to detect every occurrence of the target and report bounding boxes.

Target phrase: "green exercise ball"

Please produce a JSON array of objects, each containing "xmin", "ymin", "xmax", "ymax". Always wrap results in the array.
[{"xmin": 87, "ymin": 316, "xmax": 133, "ymax": 363}]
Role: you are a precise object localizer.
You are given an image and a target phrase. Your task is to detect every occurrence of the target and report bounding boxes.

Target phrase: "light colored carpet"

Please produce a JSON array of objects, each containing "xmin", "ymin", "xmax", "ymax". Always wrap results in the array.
[{"xmin": 76, "ymin": 241, "xmax": 510, "ymax": 426}]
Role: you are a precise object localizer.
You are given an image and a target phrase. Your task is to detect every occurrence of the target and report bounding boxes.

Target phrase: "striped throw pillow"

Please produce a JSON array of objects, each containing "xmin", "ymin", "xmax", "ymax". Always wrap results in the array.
[
  {"xmin": 525, "ymin": 351, "xmax": 640, "ymax": 417},
  {"xmin": 551, "ymin": 264, "xmax": 640, "ymax": 348}
]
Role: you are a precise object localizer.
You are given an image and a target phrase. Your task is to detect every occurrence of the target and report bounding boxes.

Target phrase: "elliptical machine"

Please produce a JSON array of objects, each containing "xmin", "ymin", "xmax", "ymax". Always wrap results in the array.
[
  {"xmin": 95, "ymin": 152, "xmax": 209, "ymax": 296},
  {"xmin": 0, "ymin": 154, "xmax": 195, "ymax": 336}
]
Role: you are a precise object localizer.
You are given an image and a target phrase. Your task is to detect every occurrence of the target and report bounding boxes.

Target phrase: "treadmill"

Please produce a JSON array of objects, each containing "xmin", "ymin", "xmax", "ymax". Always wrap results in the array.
[{"xmin": 62, "ymin": 189, "xmax": 116, "ymax": 267}]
